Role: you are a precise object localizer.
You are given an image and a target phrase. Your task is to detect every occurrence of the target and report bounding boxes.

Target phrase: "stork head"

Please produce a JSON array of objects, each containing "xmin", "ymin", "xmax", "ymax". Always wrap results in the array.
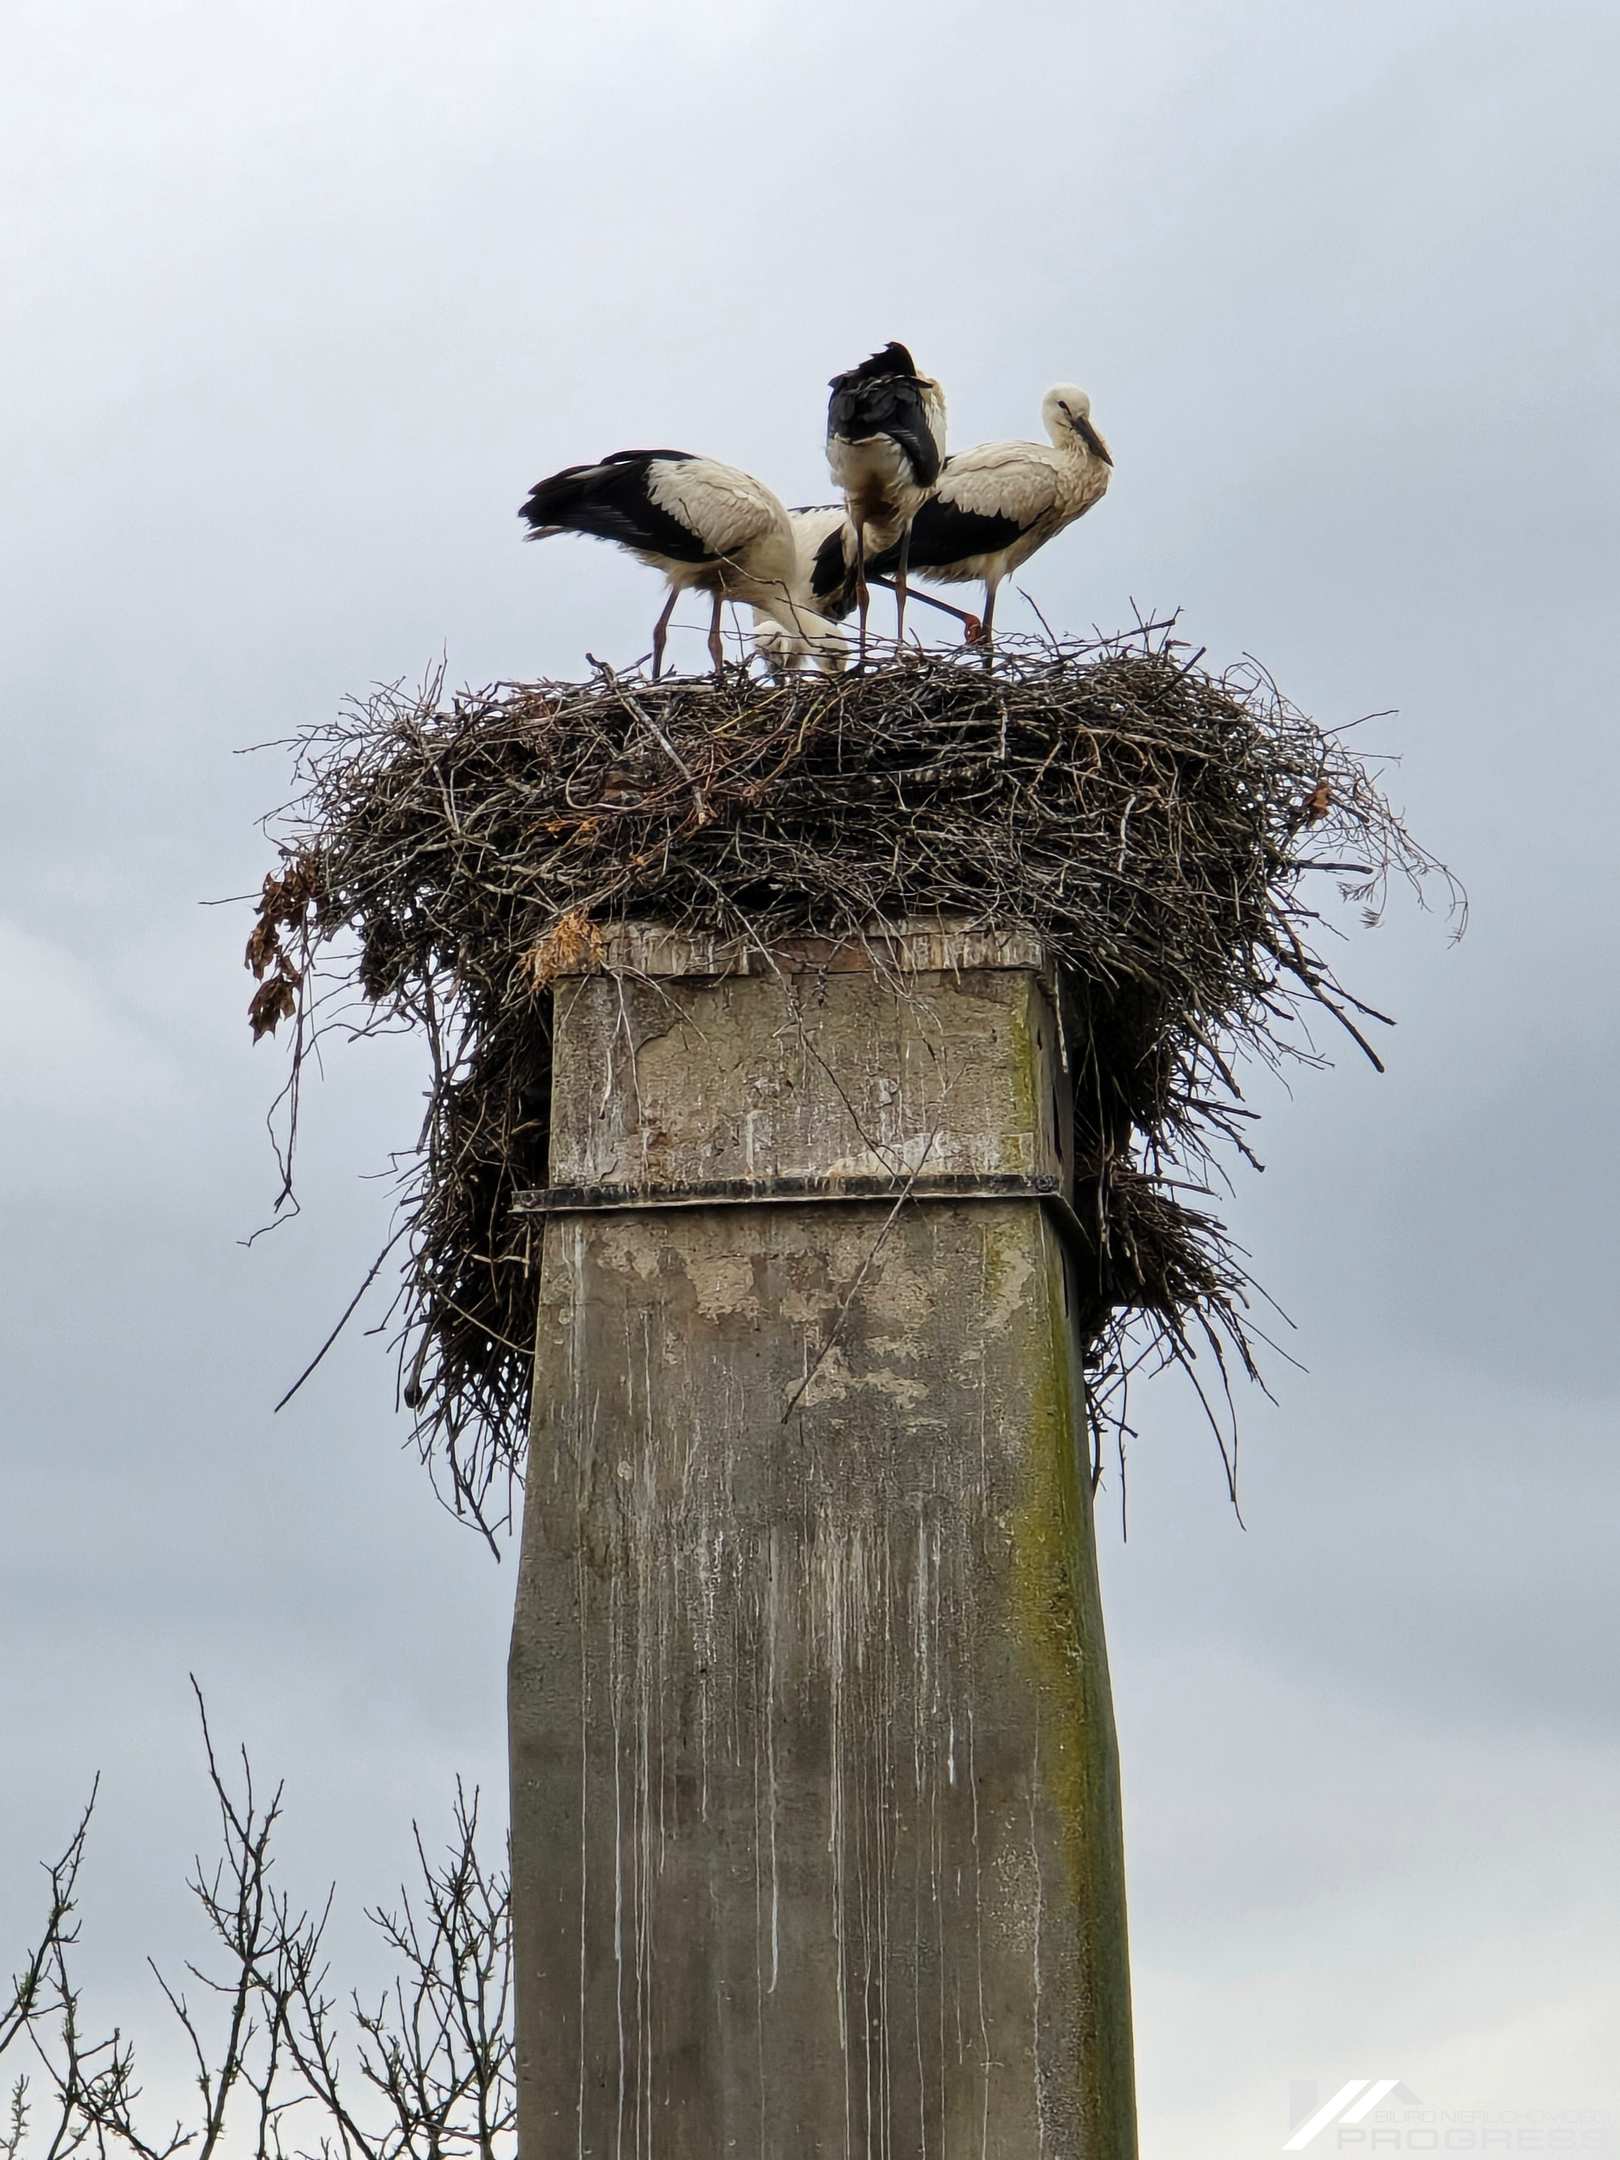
[{"xmin": 1043, "ymin": 385, "xmax": 1112, "ymax": 466}]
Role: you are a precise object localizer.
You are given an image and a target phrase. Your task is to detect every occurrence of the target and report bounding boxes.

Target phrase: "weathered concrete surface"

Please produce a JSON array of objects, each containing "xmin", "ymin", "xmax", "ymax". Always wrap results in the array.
[{"xmin": 510, "ymin": 923, "xmax": 1137, "ymax": 2157}]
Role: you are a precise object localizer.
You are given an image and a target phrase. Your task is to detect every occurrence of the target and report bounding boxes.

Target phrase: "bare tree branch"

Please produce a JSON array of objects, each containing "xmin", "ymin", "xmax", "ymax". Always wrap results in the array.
[{"xmin": 3, "ymin": 1698, "xmax": 512, "ymax": 2160}]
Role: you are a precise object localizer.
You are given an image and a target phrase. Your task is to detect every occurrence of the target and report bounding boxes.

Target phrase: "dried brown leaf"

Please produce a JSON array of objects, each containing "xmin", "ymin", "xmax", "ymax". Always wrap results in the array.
[
  {"xmin": 248, "ymin": 971, "xmax": 297, "ymax": 1042},
  {"xmin": 520, "ymin": 908, "xmax": 604, "ymax": 991}
]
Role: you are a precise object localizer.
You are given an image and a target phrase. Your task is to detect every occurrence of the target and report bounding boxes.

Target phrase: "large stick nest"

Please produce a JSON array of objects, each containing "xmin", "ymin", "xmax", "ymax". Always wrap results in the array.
[{"xmin": 246, "ymin": 624, "xmax": 1457, "ymax": 1539}]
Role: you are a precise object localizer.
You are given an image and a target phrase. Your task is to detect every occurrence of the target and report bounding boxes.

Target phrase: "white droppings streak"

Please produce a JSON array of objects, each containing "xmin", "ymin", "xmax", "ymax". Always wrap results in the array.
[
  {"xmin": 1030, "ymin": 1716, "xmax": 1047, "ymax": 2160},
  {"xmin": 610, "ymin": 1577, "xmax": 626, "ymax": 2160},
  {"xmin": 555, "ymin": 1335, "xmax": 1024, "ymax": 2156},
  {"xmin": 766, "ymin": 1525, "xmax": 781, "ymax": 1995},
  {"xmin": 577, "ymin": 1554, "xmax": 590, "ymax": 2160},
  {"xmin": 968, "ymin": 1707, "xmax": 991, "ymax": 2160}
]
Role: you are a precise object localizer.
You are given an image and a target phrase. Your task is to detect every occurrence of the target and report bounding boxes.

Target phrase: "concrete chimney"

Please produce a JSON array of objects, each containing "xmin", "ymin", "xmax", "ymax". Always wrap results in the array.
[{"xmin": 509, "ymin": 919, "xmax": 1137, "ymax": 2157}]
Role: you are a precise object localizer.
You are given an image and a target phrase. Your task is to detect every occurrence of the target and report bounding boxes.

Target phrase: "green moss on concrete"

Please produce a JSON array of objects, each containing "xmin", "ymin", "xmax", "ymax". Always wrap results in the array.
[
  {"xmin": 1003, "ymin": 986, "xmax": 1040, "ymax": 1165},
  {"xmin": 1009, "ymin": 1249, "xmax": 1140, "ymax": 2152}
]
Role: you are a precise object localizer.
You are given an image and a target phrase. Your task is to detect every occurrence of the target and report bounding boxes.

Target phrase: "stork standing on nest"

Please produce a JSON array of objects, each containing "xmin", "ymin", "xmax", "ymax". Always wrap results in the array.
[
  {"xmin": 870, "ymin": 385, "xmax": 1113, "ymax": 654},
  {"xmin": 826, "ymin": 342, "xmax": 947, "ymax": 662},
  {"xmin": 751, "ymin": 504, "xmax": 855, "ymax": 675},
  {"xmin": 519, "ymin": 450, "xmax": 846, "ymax": 679},
  {"xmin": 752, "ymin": 504, "xmax": 983, "ymax": 674}
]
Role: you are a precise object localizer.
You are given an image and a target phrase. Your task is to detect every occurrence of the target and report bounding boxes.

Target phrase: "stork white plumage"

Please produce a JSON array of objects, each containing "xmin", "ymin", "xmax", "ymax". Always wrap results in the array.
[
  {"xmin": 519, "ymin": 450, "xmax": 845, "ymax": 678},
  {"xmin": 750, "ymin": 504, "xmax": 857, "ymax": 676},
  {"xmin": 751, "ymin": 504, "xmax": 978, "ymax": 674},
  {"xmin": 826, "ymin": 342, "xmax": 947, "ymax": 663},
  {"xmin": 871, "ymin": 386, "xmax": 1113, "ymax": 654}
]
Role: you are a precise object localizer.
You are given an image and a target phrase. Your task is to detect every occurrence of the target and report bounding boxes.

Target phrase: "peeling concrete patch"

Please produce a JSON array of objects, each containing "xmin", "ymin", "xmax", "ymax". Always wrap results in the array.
[
  {"xmin": 861, "ymin": 1248, "xmax": 934, "ymax": 1328},
  {"xmin": 982, "ymin": 1222, "xmax": 1038, "ymax": 1335},
  {"xmin": 780, "ymin": 1285, "xmax": 839, "ymax": 1324},
  {"xmin": 684, "ymin": 1250, "xmax": 759, "ymax": 1322},
  {"xmin": 791, "ymin": 1344, "xmax": 930, "ymax": 1410},
  {"xmin": 867, "ymin": 1334, "xmax": 917, "ymax": 1361},
  {"xmin": 591, "ymin": 1223, "xmax": 661, "ymax": 1280}
]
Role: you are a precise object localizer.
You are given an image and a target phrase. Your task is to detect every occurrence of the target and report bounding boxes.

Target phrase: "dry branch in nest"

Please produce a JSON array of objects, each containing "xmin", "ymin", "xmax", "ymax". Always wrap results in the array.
[{"xmin": 245, "ymin": 624, "xmax": 1459, "ymax": 1540}]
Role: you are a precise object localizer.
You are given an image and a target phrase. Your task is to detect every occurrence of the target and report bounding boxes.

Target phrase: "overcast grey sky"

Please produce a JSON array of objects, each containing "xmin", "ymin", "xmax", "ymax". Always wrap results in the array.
[{"xmin": 3, "ymin": 0, "xmax": 1618, "ymax": 2150}]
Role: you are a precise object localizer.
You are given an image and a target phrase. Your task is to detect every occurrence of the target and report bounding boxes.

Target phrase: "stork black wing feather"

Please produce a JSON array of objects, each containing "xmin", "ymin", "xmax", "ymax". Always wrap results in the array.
[
  {"xmin": 828, "ymin": 342, "xmax": 917, "ymax": 390},
  {"xmin": 869, "ymin": 496, "xmax": 1026, "ymax": 574},
  {"xmin": 827, "ymin": 352, "xmax": 941, "ymax": 489},
  {"xmin": 518, "ymin": 451, "xmax": 714, "ymax": 564},
  {"xmin": 809, "ymin": 525, "xmax": 857, "ymax": 618}
]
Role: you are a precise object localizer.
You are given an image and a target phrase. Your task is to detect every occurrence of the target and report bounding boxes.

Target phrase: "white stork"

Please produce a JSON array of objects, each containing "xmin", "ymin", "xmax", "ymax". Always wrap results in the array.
[
  {"xmin": 750, "ymin": 505, "xmax": 855, "ymax": 675},
  {"xmin": 518, "ymin": 450, "xmax": 845, "ymax": 678},
  {"xmin": 825, "ymin": 342, "xmax": 947, "ymax": 661},
  {"xmin": 870, "ymin": 385, "xmax": 1113, "ymax": 652},
  {"xmin": 751, "ymin": 504, "xmax": 980, "ymax": 674}
]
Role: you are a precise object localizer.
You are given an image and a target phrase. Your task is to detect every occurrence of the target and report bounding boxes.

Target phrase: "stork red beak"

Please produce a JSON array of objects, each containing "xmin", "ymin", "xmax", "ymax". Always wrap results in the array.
[{"xmin": 1074, "ymin": 413, "xmax": 1112, "ymax": 465}]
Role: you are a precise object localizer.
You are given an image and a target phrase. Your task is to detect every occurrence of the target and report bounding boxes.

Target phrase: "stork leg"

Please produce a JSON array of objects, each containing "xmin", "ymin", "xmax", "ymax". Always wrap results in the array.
[
  {"xmin": 707, "ymin": 592, "xmax": 726, "ymax": 677},
  {"xmin": 650, "ymin": 588, "xmax": 679, "ymax": 681},
  {"xmin": 870, "ymin": 576, "xmax": 982, "ymax": 638},
  {"xmin": 978, "ymin": 579, "xmax": 1000, "ymax": 665},
  {"xmin": 892, "ymin": 524, "xmax": 912, "ymax": 649},
  {"xmin": 852, "ymin": 517, "xmax": 869, "ymax": 670}
]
